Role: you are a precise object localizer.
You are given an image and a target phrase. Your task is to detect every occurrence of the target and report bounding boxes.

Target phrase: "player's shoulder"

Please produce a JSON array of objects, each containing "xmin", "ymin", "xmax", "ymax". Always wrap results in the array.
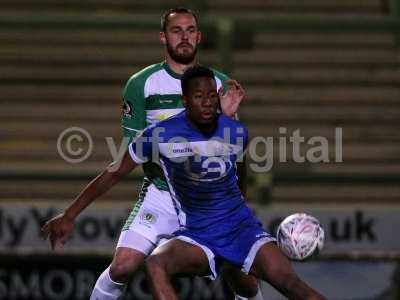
[
  {"xmin": 145, "ymin": 111, "xmax": 185, "ymax": 135},
  {"xmin": 219, "ymin": 114, "xmax": 246, "ymax": 130},
  {"xmin": 218, "ymin": 114, "xmax": 248, "ymax": 146},
  {"xmin": 211, "ymin": 68, "xmax": 230, "ymax": 81},
  {"xmin": 125, "ymin": 62, "xmax": 164, "ymax": 88},
  {"xmin": 157, "ymin": 110, "xmax": 185, "ymax": 128},
  {"xmin": 219, "ymin": 114, "xmax": 248, "ymax": 141}
]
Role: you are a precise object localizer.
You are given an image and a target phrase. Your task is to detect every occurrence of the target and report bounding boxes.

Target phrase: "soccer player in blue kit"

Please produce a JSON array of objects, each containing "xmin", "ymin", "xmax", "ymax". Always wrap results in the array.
[
  {"xmin": 43, "ymin": 65, "xmax": 326, "ymax": 299},
  {"xmin": 132, "ymin": 66, "xmax": 326, "ymax": 300}
]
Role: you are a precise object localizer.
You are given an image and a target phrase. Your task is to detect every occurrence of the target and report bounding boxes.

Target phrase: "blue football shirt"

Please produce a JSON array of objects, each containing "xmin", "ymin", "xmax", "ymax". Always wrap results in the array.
[{"xmin": 129, "ymin": 111, "xmax": 250, "ymax": 236}]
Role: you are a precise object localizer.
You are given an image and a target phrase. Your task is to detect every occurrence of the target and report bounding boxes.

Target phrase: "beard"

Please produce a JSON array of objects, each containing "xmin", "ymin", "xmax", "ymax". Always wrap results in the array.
[{"xmin": 166, "ymin": 40, "xmax": 198, "ymax": 65}]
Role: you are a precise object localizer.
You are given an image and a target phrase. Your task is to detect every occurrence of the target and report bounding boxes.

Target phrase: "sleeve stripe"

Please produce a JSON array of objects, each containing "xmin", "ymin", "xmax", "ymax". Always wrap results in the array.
[
  {"xmin": 122, "ymin": 126, "xmax": 142, "ymax": 133},
  {"xmin": 128, "ymin": 143, "xmax": 147, "ymax": 164}
]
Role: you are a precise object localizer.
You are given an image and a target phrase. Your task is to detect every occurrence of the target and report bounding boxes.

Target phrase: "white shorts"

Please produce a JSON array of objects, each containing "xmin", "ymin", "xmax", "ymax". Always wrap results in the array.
[{"xmin": 116, "ymin": 182, "xmax": 180, "ymax": 255}]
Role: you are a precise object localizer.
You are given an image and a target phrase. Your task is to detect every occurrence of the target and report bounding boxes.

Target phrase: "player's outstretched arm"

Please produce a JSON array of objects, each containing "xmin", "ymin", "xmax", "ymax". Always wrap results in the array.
[
  {"xmin": 219, "ymin": 79, "xmax": 245, "ymax": 117},
  {"xmin": 41, "ymin": 151, "xmax": 138, "ymax": 249}
]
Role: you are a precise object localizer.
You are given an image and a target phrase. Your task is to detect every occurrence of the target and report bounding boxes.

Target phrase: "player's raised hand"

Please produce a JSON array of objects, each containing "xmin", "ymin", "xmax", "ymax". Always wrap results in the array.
[
  {"xmin": 41, "ymin": 213, "xmax": 74, "ymax": 250},
  {"xmin": 219, "ymin": 79, "xmax": 245, "ymax": 118}
]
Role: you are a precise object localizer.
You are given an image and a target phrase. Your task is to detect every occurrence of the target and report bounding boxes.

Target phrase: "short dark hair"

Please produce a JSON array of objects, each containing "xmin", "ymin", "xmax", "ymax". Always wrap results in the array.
[
  {"xmin": 181, "ymin": 66, "xmax": 215, "ymax": 96},
  {"xmin": 161, "ymin": 7, "xmax": 199, "ymax": 32}
]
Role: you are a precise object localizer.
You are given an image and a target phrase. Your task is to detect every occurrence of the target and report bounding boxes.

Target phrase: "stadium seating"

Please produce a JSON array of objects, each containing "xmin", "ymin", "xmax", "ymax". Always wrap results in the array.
[{"xmin": 1, "ymin": 0, "xmax": 399, "ymax": 204}]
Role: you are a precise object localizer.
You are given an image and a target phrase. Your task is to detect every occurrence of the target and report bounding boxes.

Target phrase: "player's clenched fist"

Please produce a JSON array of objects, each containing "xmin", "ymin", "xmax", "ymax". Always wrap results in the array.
[{"xmin": 41, "ymin": 213, "xmax": 75, "ymax": 250}]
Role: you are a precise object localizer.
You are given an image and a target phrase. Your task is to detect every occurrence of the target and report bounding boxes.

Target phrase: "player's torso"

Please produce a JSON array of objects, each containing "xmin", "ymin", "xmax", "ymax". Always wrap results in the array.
[
  {"xmin": 127, "ymin": 62, "xmax": 225, "ymax": 126},
  {"xmin": 123, "ymin": 62, "xmax": 226, "ymax": 191},
  {"xmin": 138, "ymin": 64, "xmax": 185, "ymax": 125},
  {"xmin": 156, "ymin": 114, "xmax": 246, "ymax": 230}
]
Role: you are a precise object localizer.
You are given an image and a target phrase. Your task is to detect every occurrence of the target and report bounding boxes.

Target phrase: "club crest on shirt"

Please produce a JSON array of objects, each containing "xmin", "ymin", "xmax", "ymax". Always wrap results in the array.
[
  {"xmin": 122, "ymin": 101, "xmax": 133, "ymax": 118},
  {"xmin": 140, "ymin": 210, "xmax": 158, "ymax": 226}
]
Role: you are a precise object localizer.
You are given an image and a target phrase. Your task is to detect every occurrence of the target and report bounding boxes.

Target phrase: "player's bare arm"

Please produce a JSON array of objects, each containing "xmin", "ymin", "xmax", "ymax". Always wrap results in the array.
[{"xmin": 41, "ymin": 151, "xmax": 138, "ymax": 249}]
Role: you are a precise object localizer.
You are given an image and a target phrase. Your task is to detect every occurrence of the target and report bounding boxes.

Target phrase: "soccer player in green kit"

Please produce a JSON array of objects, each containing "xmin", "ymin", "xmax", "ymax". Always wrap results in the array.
[{"xmin": 42, "ymin": 7, "xmax": 261, "ymax": 300}]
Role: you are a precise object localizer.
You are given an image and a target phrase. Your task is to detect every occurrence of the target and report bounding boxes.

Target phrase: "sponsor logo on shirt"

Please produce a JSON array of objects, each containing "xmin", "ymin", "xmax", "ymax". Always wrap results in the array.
[
  {"xmin": 185, "ymin": 156, "xmax": 233, "ymax": 182},
  {"xmin": 156, "ymin": 113, "xmax": 174, "ymax": 121},
  {"xmin": 159, "ymin": 99, "xmax": 173, "ymax": 104},
  {"xmin": 173, "ymin": 147, "xmax": 193, "ymax": 154}
]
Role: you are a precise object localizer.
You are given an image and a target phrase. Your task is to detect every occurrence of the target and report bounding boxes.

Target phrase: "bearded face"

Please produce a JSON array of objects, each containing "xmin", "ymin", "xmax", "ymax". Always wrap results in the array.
[
  {"xmin": 165, "ymin": 38, "xmax": 198, "ymax": 64},
  {"xmin": 161, "ymin": 13, "xmax": 201, "ymax": 65}
]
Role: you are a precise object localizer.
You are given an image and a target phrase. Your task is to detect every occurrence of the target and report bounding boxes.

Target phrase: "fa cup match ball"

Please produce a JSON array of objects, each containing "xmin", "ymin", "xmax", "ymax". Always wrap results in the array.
[{"xmin": 277, "ymin": 213, "xmax": 325, "ymax": 260}]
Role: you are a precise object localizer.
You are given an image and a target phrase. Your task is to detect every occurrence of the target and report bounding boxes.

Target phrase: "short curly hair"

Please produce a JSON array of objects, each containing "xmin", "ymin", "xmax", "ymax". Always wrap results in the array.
[{"xmin": 181, "ymin": 66, "xmax": 215, "ymax": 96}]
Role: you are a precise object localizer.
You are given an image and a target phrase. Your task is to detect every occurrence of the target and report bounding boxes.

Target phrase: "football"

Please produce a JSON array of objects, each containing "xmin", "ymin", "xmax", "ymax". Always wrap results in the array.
[{"xmin": 276, "ymin": 213, "xmax": 325, "ymax": 260}]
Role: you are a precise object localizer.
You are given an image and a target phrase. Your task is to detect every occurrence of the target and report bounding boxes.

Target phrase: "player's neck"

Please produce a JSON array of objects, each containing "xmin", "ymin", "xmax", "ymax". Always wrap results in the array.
[
  {"xmin": 186, "ymin": 114, "xmax": 217, "ymax": 135},
  {"xmin": 166, "ymin": 56, "xmax": 197, "ymax": 75}
]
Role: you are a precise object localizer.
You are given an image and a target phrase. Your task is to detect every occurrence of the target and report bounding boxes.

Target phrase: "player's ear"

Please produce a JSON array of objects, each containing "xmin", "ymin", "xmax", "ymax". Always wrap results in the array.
[
  {"xmin": 197, "ymin": 31, "xmax": 202, "ymax": 44},
  {"xmin": 160, "ymin": 31, "xmax": 167, "ymax": 45}
]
